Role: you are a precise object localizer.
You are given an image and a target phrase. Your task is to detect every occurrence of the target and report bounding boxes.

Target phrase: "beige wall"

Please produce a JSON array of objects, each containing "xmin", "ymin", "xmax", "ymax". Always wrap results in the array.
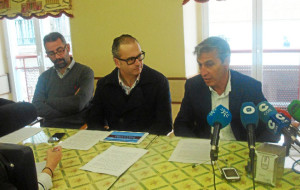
[
  {"xmin": 70, "ymin": 0, "xmax": 186, "ymax": 77},
  {"xmin": 0, "ymin": 21, "xmax": 11, "ymax": 99}
]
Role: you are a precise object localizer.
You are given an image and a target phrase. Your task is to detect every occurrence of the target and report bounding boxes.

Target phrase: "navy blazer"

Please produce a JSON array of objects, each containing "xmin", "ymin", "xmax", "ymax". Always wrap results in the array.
[
  {"xmin": 174, "ymin": 70, "xmax": 279, "ymax": 142},
  {"xmin": 87, "ymin": 65, "xmax": 172, "ymax": 135}
]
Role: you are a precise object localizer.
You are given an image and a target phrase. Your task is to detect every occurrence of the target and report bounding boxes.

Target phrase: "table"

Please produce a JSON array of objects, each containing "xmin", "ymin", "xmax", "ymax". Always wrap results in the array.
[{"xmin": 22, "ymin": 127, "xmax": 300, "ymax": 190}]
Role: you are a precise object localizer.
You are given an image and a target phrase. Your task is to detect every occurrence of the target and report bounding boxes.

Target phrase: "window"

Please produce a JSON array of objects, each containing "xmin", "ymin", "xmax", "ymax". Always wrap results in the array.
[
  {"xmin": 3, "ymin": 15, "xmax": 72, "ymax": 102},
  {"xmin": 183, "ymin": 0, "xmax": 300, "ymax": 109}
]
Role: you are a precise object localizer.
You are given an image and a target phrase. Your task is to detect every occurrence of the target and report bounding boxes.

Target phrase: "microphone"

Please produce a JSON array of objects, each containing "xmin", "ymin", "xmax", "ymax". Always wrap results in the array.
[
  {"xmin": 257, "ymin": 101, "xmax": 277, "ymax": 124},
  {"xmin": 288, "ymin": 100, "xmax": 300, "ymax": 122},
  {"xmin": 240, "ymin": 102, "xmax": 258, "ymax": 175},
  {"xmin": 207, "ymin": 104, "xmax": 232, "ymax": 161},
  {"xmin": 240, "ymin": 102, "xmax": 258, "ymax": 153},
  {"xmin": 277, "ymin": 108, "xmax": 300, "ymax": 137},
  {"xmin": 276, "ymin": 108, "xmax": 292, "ymax": 120},
  {"xmin": 257, "ymin": 101, "xmax": 300, "ymax": 146}
]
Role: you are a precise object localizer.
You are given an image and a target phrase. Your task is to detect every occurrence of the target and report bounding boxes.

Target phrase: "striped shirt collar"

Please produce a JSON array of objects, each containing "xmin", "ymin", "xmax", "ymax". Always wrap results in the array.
[{"xmin": 118, "ymin": 69, "xmax": 140, "ymax": 95}]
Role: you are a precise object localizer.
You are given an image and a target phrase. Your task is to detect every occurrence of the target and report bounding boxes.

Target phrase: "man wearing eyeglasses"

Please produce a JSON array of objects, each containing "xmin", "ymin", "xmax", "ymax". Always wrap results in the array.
[
  {"xmin": 87, "ymin": 34, "xmax": 172, "ymax": 135},
  {"xmin": 32, "ymin": 32, "xmax": 94, "ymax": 128}
]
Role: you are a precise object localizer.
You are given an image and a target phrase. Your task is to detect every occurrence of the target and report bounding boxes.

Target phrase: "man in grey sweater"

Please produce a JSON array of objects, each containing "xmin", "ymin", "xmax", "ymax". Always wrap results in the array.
[{"xmin": 32, "ymin": 32, "xmax": 94, "ymax": 128}]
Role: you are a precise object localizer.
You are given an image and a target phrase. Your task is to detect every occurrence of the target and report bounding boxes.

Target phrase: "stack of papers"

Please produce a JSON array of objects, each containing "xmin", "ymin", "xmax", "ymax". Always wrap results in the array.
[
  {"xmin": 169, "ymin": 138, "xmax": 211, "ymax": 164},
  {"xmin": 80, "ymin": 145, "xmax": 148, "ymax": 176},
  {"xmin": 0, "ymin": 128, "xmax": 43, "ymax": 144},
  {"xmin": 60, "ymin": 130, "xmax": 110, "ymax": 150}
]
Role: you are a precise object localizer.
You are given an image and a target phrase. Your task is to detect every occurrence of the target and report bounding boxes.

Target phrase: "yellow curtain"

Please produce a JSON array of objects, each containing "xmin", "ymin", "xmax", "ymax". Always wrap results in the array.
[{"xmin": 0, "ymin": 0, "xmax": 72, "ymax": 19}]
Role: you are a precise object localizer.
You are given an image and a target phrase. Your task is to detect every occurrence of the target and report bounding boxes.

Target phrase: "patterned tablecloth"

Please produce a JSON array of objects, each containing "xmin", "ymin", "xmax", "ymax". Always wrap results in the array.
[
  {"xmin": 23, "ymin": 128, "xmax": 300, "ymax": 190},
  {"xmin": 23, "ymin": 127, "xmax": 157, "ymax": 190}
]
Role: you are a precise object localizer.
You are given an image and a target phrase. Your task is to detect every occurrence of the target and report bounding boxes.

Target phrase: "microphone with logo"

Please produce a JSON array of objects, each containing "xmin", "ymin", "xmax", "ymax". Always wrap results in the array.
[
  {"xmin": 277, "ymin": 107, "xmax": 300, "ymax": 137},
  {"xmin": 287, "ymin": 100, "xmax": 300, "ymax": 136},
  {"xmin": 257, "ymin": 101, "xmax": 300, "ymax": 148},
  {"xmin": 207, "ymin": 104, "xmax": 232, "ymax": 161},
  {"xmin": 240, "ymin": 102, "xmax": 258, "ymax": 174},
  {"xmin": 288, "ymin": 100, "xmax": 300, "ymax": 122}
]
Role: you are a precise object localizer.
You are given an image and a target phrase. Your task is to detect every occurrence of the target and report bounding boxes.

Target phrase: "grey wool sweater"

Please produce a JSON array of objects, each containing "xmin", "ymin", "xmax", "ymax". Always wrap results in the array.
[{"xmin": 32, "ymin": 62, "xmax": 94, "ymax": 128}]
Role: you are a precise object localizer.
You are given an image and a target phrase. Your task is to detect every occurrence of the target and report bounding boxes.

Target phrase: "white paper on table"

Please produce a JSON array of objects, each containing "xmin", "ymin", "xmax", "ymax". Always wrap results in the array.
[
  {"xmin": 168, "ymin": 138, "xmax": 210, "ymax": 164},
  {"xmin": 0, "ymin": 127, "xmax": 43, "ymax": 144},
  {"xmin": 80, "ymin": 145, "xmax": 148, "ymax": 176},
  {"xmin": 285, "ymin": 145, "xmax": 300, "ymax": 168},
  {"xmin": 60, "ymin": 130, "xmax": 110, "ymax": 150}
]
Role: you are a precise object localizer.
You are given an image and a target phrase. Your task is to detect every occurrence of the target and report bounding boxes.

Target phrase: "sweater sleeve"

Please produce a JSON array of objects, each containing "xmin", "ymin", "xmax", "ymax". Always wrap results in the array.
[
  {"xmin": 46, "ymin": 66, "xmax": 94, "ymax": 114},
  {"xmin": 32, "ymin": 73, "xmax": 65, "ymax": 119}
]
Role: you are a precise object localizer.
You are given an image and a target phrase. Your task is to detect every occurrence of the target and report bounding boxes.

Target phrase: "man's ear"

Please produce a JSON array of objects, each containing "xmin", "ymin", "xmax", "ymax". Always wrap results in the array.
[
  {"xmin": 66, "ymin": 44, "xmax": 71, "ymax": 53},
  {"xmin": 114, "ymin": 58, "xmax": 120, "ymax": 68}
]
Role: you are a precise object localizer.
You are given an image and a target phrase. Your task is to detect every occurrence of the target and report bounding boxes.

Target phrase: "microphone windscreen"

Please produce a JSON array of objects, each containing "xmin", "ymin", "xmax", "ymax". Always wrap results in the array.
[
  {"xmin": 268, "ymin": 113, "xmax": 291, "ymax": 135},
  {"xmin": 287, "ymin": 100, "xmax": 300, "ymax": 122},
  {"xmin": 257, "ymin": 101, "xmax": 277, "ymax": 124},
  {"xmin": 207, "ymin": 104, "xmax": 232, "ymax": 128},
  {"xmin": 276, "ymin": 108, "xmax": 292, "ymax": 120},
  {"xmin": 240, "ymin": 102, "xmax": 259, "ymax": 128}
]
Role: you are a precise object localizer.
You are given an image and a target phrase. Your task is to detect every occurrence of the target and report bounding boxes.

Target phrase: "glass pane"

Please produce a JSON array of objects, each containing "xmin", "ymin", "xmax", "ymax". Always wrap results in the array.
[
  {"xmin": 208, "ymin": 0, "xmax": 252, "ymax": 76},
  {"xmin": 262, "ymin": 0, "xmax": 300, "ymax": 108}
]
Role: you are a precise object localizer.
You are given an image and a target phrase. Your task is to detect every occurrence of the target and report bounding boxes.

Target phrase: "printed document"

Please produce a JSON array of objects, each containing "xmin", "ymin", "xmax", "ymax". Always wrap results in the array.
[
  {"xmin": 80, "ymin": 145, "xmax": 148, "ymax": 176},
  {"xmin": 60, "ymin": 130, "xmax": 110, "ymax": 150},
  {"xmin": 0, "ymin": 127, "xmax": 43, "ymax": 144},
  {"xmin": 169, "ymin": 138, "xmax": 210, "ymax": 164}
]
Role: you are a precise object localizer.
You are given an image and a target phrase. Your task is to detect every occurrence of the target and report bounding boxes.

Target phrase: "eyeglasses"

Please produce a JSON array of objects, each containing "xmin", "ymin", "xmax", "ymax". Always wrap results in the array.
[
  {"xmin": 117, "ymin": 51, "xmax": 145, "ymax": 65},
  {"xmin": 46, "ymin": 45, "xmax": 67, "ymax": 57}
]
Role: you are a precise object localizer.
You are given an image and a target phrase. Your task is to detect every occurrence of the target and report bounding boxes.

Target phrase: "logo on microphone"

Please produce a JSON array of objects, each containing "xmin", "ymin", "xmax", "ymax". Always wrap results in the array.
[
  {"xmin": 268, "ymin": 119, "xmax": 276, "ymax": 130},
  {"xmin": 243, "ymin": 106, "xmax": 255, "ymax": 114},
  {"xmin": 220, "ymin": 107, "xmax": 230, "ymax": 118}
]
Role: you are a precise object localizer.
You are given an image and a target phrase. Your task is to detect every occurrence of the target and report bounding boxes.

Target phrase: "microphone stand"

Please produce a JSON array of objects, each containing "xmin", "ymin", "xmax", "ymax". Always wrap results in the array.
[{"xmin": 283, "ymin": 134, "xmax": 292, "ymax": 156}]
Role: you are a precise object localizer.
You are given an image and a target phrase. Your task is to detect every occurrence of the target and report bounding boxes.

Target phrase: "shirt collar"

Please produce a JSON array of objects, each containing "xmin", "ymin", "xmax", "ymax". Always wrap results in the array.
[
  {"xmin": 118, "ymin": 69, "xmax": 140, "ymax": 95},
  {"xmin": 55, "ymin": 58, "xmax": 75, "ymax": 79},
  {"xmin": 209, "ymin": 70, "xmax": 231, "ymax": 96}
]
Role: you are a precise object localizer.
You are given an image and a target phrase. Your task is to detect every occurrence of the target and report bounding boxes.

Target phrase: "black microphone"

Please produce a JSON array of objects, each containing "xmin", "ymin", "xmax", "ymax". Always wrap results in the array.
[
  {"xmin": 240, "ymin": 102, "xmax": 259, "ymax": 153},
  {"xmin": 240, "ymin": 102, "xmax": 259, "ymax": 174},
  {"xmin": 207, "ymin": 105, "xmax": 232, "ymax": 161}
]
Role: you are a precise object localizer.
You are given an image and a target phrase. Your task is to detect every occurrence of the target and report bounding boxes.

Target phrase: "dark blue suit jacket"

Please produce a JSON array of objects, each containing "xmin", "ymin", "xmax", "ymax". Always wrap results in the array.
[{"xmin": 174, "ymin": 70, "xmax": 279, "ymax": 142}]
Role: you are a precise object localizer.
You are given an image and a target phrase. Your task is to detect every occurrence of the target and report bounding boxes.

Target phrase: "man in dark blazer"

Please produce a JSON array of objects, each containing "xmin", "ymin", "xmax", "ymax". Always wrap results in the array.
[
  {"xmin": 87, "ymin": 34, "xmax": 172, "ymax": 135},
  {"xmin": 174, "ymin": 37, "xmax": 279, "ymax": 142}
]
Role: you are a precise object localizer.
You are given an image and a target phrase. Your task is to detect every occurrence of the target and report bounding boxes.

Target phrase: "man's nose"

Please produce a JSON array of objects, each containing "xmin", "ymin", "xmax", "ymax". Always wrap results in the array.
[
  {"xmin": 55, "ymin": 52, "xmax": 61, "ymax": 59},
  {"xmin": 200, "ymin": 66, "xmax": 208, "ymax": 76}
]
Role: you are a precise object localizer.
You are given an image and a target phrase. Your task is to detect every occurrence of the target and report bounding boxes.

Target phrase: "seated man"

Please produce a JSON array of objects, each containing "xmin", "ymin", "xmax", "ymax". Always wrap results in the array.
[
  {"xmin": 87, "ymin": 34, "xmax": 172, "ymax": 135},
  {"xmin": 32, "ymin": 32, "xmax": 94, "ymax": 129},
  {"xmin": 174, "ymin": 36, "xmax": 279, "ymax": 142},
  {"xmin": 0, "ymin": 98, "xmax": 37, "ymax": 137}
]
